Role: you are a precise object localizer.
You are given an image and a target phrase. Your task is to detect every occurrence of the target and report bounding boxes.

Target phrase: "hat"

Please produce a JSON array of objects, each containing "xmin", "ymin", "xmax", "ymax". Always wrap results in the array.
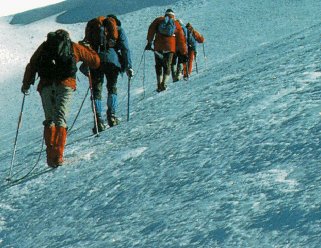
[
  {"xmin": 107, "ymin": 14, "xmax": 117, "ymax": 20},
  {"xmin": 165, "ymin": 9, "xmax": 175, "ymax": 16},
  {"xmin": 186, "ymin": 22, "xmax": 193, "ymax": 30}
]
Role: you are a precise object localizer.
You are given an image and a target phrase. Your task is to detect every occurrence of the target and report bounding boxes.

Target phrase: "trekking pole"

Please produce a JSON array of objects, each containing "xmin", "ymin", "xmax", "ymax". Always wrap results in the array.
[
  {"xmin": 7, "ymin": 94, "xmax": 26, "ymax": 181},
  {"xmin": 203, "ymin": 43, "xmax": 207, "ymax": 70},
  {"xmin": 127, "ymin": 77, "xmax": 132, "ymax": 121},
  {"xmin": 88, "ymin": 72, "xmax": 100, "ymax": 137},
  {"xmin": 142, "ymin": 51, "xmax": 146, "ymax": 98},
  {"xmin": 195, "ymin": 54, "xmax": 199, "ymax": 74}
]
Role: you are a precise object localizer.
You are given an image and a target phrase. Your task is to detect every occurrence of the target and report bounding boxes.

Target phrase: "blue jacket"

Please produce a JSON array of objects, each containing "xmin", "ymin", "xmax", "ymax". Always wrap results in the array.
[
  {"xmin": 187, "ymin": 29, "xmax": 197, "ymax": 52},
  {"xmin": 115, "ymin": 26, "xmax": 132, "ymax": 71},
  {"xmin": 100, "ymin": 26, "xmax": 132, "ymax": 72}
]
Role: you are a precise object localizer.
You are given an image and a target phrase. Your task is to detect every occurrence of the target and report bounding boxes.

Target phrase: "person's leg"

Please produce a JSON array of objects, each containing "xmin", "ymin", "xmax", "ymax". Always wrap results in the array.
[
  {"xmin": 40, "ymin": 85, "xmax": 56, "ymax": 167},
  {"xmin": 171, "ymin": 53, "xmax": 178, "ymax": 82},
  {"xmin": 105, "ymin": 64, "xmax": 120, "ymax": 127},
  {"xmin": 154, "ymin": 53, "xmax": 163, "ymax": 91},
  {"xmin": 52, "ymin": 84, "xmax": 73, "ymax": 166},
  {"xmin": 91, "ymin": 68, "xmax": 106, "ymax": 132},
  {"xmin": 176, "ymin": 54, "xmax": 184, "ymax": 81},
  {"xmin": 161, "ymin": 52, "xmax": 174, "ymax": 90},
  {"xmin": 188, "ymin": 50, "xmax": 195, "ymax": 75}
]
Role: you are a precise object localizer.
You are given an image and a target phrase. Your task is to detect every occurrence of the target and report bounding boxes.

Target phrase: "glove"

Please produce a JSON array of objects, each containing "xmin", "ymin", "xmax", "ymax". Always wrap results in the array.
[
  {"xmin": 21, "ymin": 84, "xmax": 30, "ymax": 95},
  {"xmin": 145, "ymin": 42, "xmax": 152, "ymax": 51},
  {"xmin": 181, "ymin": 54, "xmax": 189, "ymax": 63},
  {"xmin": 126, "ymin": 68, "xmax": 134, "ymax": 78},
  {"xmin": 78, "ymin": 39, "xmax": 91, "ymax": 48},
  {"xmin": 79, "ymin": 62, "xmax": 90, "ymax": 77},
  {"xmin": 108, "ymin": 39, "xmax": 116, "ymax": 47}
]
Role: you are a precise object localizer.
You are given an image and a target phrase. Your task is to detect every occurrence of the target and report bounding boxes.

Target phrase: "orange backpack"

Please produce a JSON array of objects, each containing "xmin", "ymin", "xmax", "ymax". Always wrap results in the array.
[{"xmin": 84, "ymin": 16, "xmax": 118, "ymax": 51}]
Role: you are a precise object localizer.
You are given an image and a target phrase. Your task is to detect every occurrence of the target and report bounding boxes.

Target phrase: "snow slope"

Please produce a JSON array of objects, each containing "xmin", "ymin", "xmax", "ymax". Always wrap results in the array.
[{"xmin": 1, "ymin": 0, "xmax": 321, "ymax": 247}]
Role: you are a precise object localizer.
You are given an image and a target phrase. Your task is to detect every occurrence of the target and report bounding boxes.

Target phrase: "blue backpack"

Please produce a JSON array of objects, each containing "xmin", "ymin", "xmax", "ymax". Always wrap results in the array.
[
  {"xmin": 187, "ymin": 29, "xmax": 197, "ymax": 51},
  {"xmin": 158, "ymin": 16, "xmax": 176, "ymax": 36}
]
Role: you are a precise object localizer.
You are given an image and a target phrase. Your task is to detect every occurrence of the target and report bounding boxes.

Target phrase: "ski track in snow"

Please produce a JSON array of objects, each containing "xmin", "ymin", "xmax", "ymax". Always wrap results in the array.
[{"xmin": 1, "ymin": 0, "xmax": 321, "ymax": 247}]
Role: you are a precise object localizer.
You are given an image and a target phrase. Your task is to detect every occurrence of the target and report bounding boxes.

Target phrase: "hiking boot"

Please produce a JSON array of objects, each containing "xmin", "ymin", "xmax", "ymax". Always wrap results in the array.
[
  {"xmin": 107, "ymin": 115, "xmax": 120, "ymax": 127},
  {"xmin": 92, "ymin": 121, "xmax": 106, "ymax": 134},
  {"xmin": 172, "ymin": 76, "xmax": 179, "ymax": 82},
  {"xmin": 162, "ymin": 74, "xmax": 169, "ymax": 89},
  {"xmin": 157, "ymin": 85, "xmax": 167, "ymax": 92},
  {"xmin": 157, "ymin": 84, "xmax": 162, "ymax": 92},
  {"xmin": 44, "ymin": 125, "xmax": 56, "ymax": 167},
  {"xmin": 51, "ymin": 126, "xmax": 67, "ymax": 167}
]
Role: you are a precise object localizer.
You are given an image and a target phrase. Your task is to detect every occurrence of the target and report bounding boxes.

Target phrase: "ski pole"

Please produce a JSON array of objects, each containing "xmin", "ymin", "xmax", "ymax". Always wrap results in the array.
[
  {"xmin": 127, "ymin": 76, "xmax": 130, "ymax": 121},
  {"xmin": 7, "ymin": 94, "xmax": 26, "ymax": 181},
  {"xmin": 202, "ymin": 43, "xmax": 207, "ymax": 69},
  {"xmin": 142, "ymin": 51, "xmax": 146, "ymax": 98},
  {"xmin": 88, "ymin": 72, "xmax": 100, "ymax": 137},
  {"xmin": 195, "ymin": 53, "xmax": 198, "ymax": 74}
]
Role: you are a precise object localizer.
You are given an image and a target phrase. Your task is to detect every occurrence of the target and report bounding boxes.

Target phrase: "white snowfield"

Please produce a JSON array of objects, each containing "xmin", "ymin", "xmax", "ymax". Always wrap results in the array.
[{"xmin": 0, "ymin": 0, "xmax": 321, "ymax": 247}]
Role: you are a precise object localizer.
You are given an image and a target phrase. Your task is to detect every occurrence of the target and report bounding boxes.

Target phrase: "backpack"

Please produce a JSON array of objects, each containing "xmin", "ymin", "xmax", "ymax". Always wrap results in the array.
[
  {"xmin": 187, "ymin": 29, "xmax": 197, "ymax": 50},
  {"xmin": 37, "ymin": 30, "xmax": 77, "ymax": 80},
  {"xmin": 158, "ymin": 16, "xmax": 176, "ymax": 36},
  {"xmin": 84, "ymin": 16, "xmax": 118, "ymax": 52}
]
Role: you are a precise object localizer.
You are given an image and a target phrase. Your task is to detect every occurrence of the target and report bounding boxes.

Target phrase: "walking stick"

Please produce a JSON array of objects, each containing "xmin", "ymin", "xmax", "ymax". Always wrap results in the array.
[
  {"xmin": 142, "ymin": 51, "xmax": 146, "ymax": 98},
  {"xmin": 7, "ymin": 94, "xmax": 26, "ymax": 181},
  {"xmin": 195, "ymin": 54, "xmax": 199, "ymax": 74},
  {"xmin": 203, "ymin": 43, "xmax": 207, "ymax": 70},
  {"xmin": 88, "ymin": 72, "xmax": 100, "ymax": 137},
  {"xmin": 127, "ymin": 77, "xmax": 132, "ymax": 121}
]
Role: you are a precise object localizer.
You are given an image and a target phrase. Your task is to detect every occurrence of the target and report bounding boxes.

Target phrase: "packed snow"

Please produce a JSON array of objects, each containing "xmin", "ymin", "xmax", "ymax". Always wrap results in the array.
[{"xmin": 0, "ymin": 0, "xmax": 321, "ymax": 247}]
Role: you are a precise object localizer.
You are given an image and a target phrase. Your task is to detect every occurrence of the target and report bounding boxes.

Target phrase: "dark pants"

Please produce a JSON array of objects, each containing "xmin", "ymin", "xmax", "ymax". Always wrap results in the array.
[
  {"xmin": 91, "ymin": 63, "xmax": 119, "ymax": 99},
  {"xmin": 154, "ymin": 52, "xmax": 174, "ymax": 77},
  {"xmin": 90, "ymin": 63, "xmax": 120, "ymax": 118}
]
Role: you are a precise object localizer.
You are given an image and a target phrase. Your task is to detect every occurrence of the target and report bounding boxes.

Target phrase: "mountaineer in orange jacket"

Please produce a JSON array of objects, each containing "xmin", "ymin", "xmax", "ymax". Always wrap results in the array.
[
  {"xmin": 145, "ymin": 9, "xmax": 188, "ymax": 92},
  {"xmin": 21, "ymin": 29, "xmax": 100, "ymax": 168},
  {"xmin": 184, "ymin": 22, "xmax": 205, "ymax": 77}
]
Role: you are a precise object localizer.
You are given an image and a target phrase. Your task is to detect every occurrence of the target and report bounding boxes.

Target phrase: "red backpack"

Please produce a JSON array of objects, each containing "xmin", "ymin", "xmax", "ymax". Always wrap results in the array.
[{"xmin": 84, "ymin": 16, "xmax": 118, "ymax": 51}]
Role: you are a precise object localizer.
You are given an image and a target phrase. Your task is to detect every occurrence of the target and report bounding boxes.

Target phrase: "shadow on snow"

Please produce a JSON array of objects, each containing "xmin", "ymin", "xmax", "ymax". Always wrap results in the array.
[{"xmin": 10, "ymin": 0, "xmax": 179, "ymax": 25}]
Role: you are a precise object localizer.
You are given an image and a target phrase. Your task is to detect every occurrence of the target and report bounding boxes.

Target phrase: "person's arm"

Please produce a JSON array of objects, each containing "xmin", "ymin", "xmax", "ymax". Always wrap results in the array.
[
  {"xmin": 73, "ymin": 42, "xmax": 100, "ymax": 69},
  {"xmin": 22, "ymin": 43, "xmax": 44, "ymax": 90},
  {"xmin": 175, "ymin": 21, "xmax": 188, "ymax": 56},
  {"xmin": 146, "ymin": 17, "xmax": 162, "ymax": 49},
  {"xmin": 193, "ymin": 30, "xmax": 205, "ymax": 43},
  {"xmin": 118, "ymin": 28, "xmax": 132, "ymax": 70}
]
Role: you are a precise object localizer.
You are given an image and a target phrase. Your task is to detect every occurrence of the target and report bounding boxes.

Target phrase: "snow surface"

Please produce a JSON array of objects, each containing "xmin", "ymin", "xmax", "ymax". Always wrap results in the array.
[
  {"xmin": 0, "ymin": 0, "xmax": 64, "ymax": 17},
  {"xmin": 1, "ymin": 0, "xmax": 321, "ymax": 247}
]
